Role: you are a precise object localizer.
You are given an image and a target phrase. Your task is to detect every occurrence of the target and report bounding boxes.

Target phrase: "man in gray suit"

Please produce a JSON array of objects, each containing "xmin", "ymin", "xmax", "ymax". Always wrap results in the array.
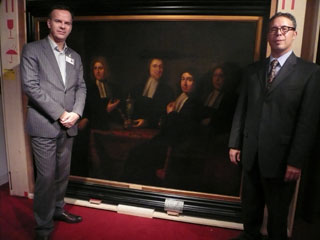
[
  {"xmin": 229, "ymin": 13, "xmax": 320, "ymax": 240},
  {"xmin": 20, "ymin": 4, "xmax": 86, "ymax": 240}
]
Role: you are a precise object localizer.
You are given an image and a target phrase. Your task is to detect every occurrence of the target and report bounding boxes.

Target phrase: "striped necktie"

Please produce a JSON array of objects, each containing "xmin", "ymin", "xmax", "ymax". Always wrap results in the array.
[{"xmin": 266, "ymin": 59, "xmax": 278, "ymax": 89}]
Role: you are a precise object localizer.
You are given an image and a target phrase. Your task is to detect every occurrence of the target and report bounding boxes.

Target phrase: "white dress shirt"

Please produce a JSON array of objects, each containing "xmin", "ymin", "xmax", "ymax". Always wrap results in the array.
[
  {"xmin": 269, "ymin": 50, "xmax": 293, "ymax": 77},
  {"xmin": 48, "ymin": 36, "xmax": 67, "ymax": 86}
]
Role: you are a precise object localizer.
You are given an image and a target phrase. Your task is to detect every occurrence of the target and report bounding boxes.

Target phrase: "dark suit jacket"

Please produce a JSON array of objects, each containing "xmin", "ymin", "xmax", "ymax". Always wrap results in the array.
[
  {"xmin": 229, "ymin": 53, "xmax": 320, "ymax": 178},
  {"xmin": 201, "ymin": 91, "xmax": 238, "ymax": 135},
  {"xmin": 21, "ymin": 37, "xmax": 86, "ymax": 138},
  {"xmin": 132, "ymin": 80, "xmax": 174, "ymax": 128},
  {"xmin": 84, "ymin": 80, "xmax": 123, "ymax": 130},
  {"xmin": 159, "ymin": 96, "xmax": 200, "ymax": 146}
]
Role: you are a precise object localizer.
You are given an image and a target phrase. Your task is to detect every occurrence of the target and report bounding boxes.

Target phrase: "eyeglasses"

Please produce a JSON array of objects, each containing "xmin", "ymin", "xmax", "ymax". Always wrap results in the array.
[{"xmin": 269, "ymin": 26, "xmax": 296, "ymax": 35}]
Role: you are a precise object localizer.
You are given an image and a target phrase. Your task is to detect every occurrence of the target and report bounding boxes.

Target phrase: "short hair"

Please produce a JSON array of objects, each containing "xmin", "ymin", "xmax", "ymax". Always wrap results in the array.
[
  {"xmin": 48, "ymin": 4, "xmax": 74, "ymax": 20},
  {"xmin": 269, "ymin": 12, "xmax": 297, "ymax": 29}
]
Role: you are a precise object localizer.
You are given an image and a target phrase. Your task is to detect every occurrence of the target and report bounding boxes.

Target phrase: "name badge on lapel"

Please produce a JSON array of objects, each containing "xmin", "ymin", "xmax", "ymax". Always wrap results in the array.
[{"xmin": 66, "ymin": 55, "xmax": 74, "ymax": 65}]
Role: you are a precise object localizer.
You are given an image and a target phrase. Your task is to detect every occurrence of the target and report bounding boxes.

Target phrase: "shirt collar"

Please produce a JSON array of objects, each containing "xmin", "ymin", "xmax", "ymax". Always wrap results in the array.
[
  {"xmin": 148, "ymin": 76, "xmax": 159, "ymax": 83},
  {"xmin": 270, "ymin": 50, "xmax": 292, "ymax": 67},
  {"xmin": 48, "ymin": 35, "xmax": 68, "ymax": 53}
]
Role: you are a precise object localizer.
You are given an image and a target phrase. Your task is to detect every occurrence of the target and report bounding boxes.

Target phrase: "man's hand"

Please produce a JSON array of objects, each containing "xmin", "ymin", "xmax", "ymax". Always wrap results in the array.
[
  {"xmin": 284, "ymin": 165, "xmax": 301, "ymax": 182},
  {"xmin": 132, "ymin": 118, "xmax": 146, "ymax": 128},
  {"xmin": 59, "ymin": 111, "xmax": 80, "ymax": 128},
  {"xmin": 166, "ymin": 101, "xmax": 175, "ymax": 114},
  {"xmin": 59, "ymin": 111, "xmax": 69, "ymax": 122},
  {"xmin": 229, "ymin": 148, "xmax": 241, "ymax": 165},
  {"xmin": 107, "ymin": 99, "xmax": 120, "ymax": 113}
]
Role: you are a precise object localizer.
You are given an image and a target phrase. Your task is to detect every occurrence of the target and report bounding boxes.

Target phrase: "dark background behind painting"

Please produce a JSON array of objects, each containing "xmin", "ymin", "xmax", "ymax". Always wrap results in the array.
[{"xmin": 39, "ymin": 20, "xmax": 256, "ymax": 94}]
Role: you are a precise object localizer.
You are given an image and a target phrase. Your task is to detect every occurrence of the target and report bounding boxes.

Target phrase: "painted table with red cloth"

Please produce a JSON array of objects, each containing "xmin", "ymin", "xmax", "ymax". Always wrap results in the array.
[{"xmin": 88, "ymin": 128, "xmax": 159, "ymax": 180}]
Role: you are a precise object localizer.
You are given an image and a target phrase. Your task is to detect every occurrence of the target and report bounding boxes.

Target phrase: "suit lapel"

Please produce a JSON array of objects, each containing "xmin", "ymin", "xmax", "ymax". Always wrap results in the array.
[
  {"xmin": 65, "ymin": 48, "xmax": 74, "ymax": 90},
  {"xmin": 42, "ymin": 38, "xmax": 65, "ymax": 88},
  {"xmin": 267, "ymin": 53, "xmax": 297, "ymax": 94},
  {"xmin": 257, "ymin": 58, "xmax": 269, "ymax": 90}
]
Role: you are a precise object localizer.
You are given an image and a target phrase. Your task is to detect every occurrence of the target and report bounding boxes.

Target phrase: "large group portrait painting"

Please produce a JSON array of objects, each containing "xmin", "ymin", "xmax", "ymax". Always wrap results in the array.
[{"xmin": 37, "ymin": 15, "xmax": 262, "ymax": 199}]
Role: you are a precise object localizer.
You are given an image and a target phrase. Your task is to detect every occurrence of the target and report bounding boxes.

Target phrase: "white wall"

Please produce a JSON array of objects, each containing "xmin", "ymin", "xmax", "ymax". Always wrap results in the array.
[{"xmin": 0, "ymin": 93, "xmax": 8, "ymax": 185}]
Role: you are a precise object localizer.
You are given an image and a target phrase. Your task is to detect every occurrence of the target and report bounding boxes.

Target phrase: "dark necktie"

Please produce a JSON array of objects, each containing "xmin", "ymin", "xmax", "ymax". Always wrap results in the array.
[{"xmin": 266, "ymin": 59, "xmax": 278, "ymax": 89}]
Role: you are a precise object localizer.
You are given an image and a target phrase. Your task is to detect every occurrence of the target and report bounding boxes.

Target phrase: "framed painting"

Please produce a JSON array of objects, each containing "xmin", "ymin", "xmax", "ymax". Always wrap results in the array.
[{"xmin": 34, "ymin": 15, "xmax": 263, "ymax": 225}]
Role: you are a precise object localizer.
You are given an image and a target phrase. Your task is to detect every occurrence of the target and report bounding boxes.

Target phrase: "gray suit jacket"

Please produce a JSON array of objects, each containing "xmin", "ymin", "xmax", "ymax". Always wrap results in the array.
[
  {"xmin": 21, "ymin": 37, "xmax": 86, "ymax": 138},
  {"xmin": 229, "ymin": 53, "xmax": 320, "ymax": 177}
]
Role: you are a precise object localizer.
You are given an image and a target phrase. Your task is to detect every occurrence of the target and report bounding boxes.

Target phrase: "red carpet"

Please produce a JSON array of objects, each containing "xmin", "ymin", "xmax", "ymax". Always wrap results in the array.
[{"xmin": 0, "ymin": 183, "xmax": 241, "ymax": 240}]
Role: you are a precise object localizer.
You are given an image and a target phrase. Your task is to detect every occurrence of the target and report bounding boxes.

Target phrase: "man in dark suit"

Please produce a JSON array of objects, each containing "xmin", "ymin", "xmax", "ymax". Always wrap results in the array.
[
  {"xmin": 132, "ymin": 58, "xmax": 174, "ymax": 128},
  {"xmin": 20, "ymin": 4, "xmax": 86, "ymax": 240},
  {"xmin": 228, "ymin": 12, "xmax": 320, "ymax": 240}
]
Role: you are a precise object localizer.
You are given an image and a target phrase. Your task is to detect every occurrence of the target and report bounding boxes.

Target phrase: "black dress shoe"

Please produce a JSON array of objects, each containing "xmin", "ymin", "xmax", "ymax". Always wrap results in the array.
[
  {"xmin": 230, "ymin": 236, "xmax": 246, "ymax": 240},
  {"xmin": 35, "ymin": 234, "xmax": 50, "ymax": 240},
  {"xmin": 230, "ymin": 233, "xmax": 267, "ymax": 240},
  {"xmin": 53, "ymin": 211, "xmax": 82, "ymax": 223}
]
